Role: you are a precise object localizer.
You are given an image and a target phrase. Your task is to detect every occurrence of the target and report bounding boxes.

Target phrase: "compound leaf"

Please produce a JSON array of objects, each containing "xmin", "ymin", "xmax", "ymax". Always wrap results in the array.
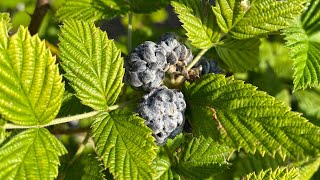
[
  {"xmin": 0, "ymin": 13, "xmax": 11, "ymax": 49},
  {"xmin": 213, "ymin": 0, "xmax": 305, "ymax": 39},
  {"xmin": 172, "ymin": 0, "xmax": 220, "ymax": 49},
  {"xmin": 243, "ymin": 167, "xmax": 299, "ymax": 180},
  {"xmin": 56, "ymin": 0, "xmax": 126, "ymax": 22},
  {"xmin": 175, "ymin": 136, "xmax": 232, "ymax": 179},
  {"xmin": 59, "ymin": 20, "xmax": 124, "ymax": 110},
  {"xmin": 215, "ymin": 37, "xmax": 260, "ymax": 71},
  {"xmin": 0, "ymin": 27, "xmax": 64, "ymax": 125},
  {"xmin": 301, "ymin": 0, "xmax": 320, "ymax": 35},
  {"xmin": 183, "ymin": 74, "xmax": 320, "ymax": 159},
  {"xmin": 0, "ymin": 128, "xmax": 67, "ymax": 179},
  {"xmin": 91, "ymin": 111, "xmax": 157, "ymax": 179},
  {"xmin": 283, "ymin": 20, "xmax": 320, "ymax": 90}
]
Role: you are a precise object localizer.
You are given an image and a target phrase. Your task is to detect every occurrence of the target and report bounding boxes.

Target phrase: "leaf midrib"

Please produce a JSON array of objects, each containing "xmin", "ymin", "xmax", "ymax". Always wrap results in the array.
[{"xmin": 4, "ymin": 44, "xmax": 39, "ymax": 124}]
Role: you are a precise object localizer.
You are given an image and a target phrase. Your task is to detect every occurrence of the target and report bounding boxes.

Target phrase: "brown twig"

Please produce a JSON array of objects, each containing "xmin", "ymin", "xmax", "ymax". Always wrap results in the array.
[{"xmin": 28, "ymin": 0, "xmax": 50, "ymax": 35}]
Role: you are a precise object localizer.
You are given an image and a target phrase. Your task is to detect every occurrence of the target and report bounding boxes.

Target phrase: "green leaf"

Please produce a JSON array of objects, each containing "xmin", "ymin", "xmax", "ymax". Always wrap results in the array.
[
  {"xmin": 213, "ymin": 0, "xmax": 305, "ymax": 39},
  {"xmin": 91, "ymin": 111, "xmax": 157, "ymax": 179},
  {"xmin": 234, "ymin": 154, "xmax": 320, "ymax": 179},
  {"xmin": 65, "ymin": 154, "xmax": 105, "ymax": 180},
  {"xmin": 183, "ymin": 74, "xmax": 320, "ymax": 159},
  {"xmin": 243, "ymin": 167, "xmax": 299, "ymax": 180},
  {"xmin": 0, "ymin": 118, "xmax": 6, "ymax": 145},
  {"xmin": 212, "ymin": 0, "xmax": 245, "ymax": 33},
  {"xmin": 215, "ymin": 37, "xmax": 260, "ymax": 72},
  {"xmin": 293, "ymin": 88, "xmax": 320, "ymax": 126},
  {"xmin": 154, "ymin": 158, "xmax": 180, "ymax": 180},
  {"xmin": 56, "ymin": 0, "xmax": 127, "ymax": 22},
  {"xmin": 0, "ymin": 128, "xmax": 67, "ymax": 179},
  {"xmin": 0, "ymin": 13, "xmax": 11, "ymax": 49},
  {"xmin": 297, "ymin": 158, "xmax": 320, "ymax": 180},
  {"xmin": 172, "ymin": 0, "xmax": 220, "ymax": 49},
  {"xmin": 259, "ymin": 39, "xmax": 292, "ymax": 79},
  {"xmin": 153, "ymin": 136, "xmax": 184, "ymax": 180},
  {"xmin": 283, "ymin": 20, "xmax": 320, "ymax": 90},
  {"xmin": 233, "ymin": 153, "xmax": 287, "ymax": 179},
  {"xmin": 282, "ymin": 0, "xmax": 320, "ymax": 90},
  {"xmin": 0, "ymin": 27, "xmax": 64, "ymax": 125},
  {"xmin": 301, "ymin": 0, "xmax": 320, "ymax": 35},
  {"xmin": 175, "ymin": 136, "xmax": 232, "ymax": 179},
  {"xmin": 59, "ymin": 20, "xmax": 124, "ymax": 110}
]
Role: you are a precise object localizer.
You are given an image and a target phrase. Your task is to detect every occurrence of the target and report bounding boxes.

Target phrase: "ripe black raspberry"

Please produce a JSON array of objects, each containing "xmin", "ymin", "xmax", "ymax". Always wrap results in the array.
[
  {"xmin": 138, "ymin": 86, "xmax": 186, "ymax": 145},
  {"xmin": 124, "ymin": 41, "xmax": 168, "ymax": 90},
  {"xmin": 158, "ymin": 33, "xmax": 193, "ymax": 66}
]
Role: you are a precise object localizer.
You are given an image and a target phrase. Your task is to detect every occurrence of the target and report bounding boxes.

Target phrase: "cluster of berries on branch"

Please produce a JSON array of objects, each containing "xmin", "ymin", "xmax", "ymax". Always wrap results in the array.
[{"xmin": 124, "ymin": 33, "xmax": 222, "ymax": 145}]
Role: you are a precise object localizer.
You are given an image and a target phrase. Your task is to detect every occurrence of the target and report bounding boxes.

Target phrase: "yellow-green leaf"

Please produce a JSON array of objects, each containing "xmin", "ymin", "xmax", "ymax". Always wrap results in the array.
[
  {"xmin": 0, "ymin": 128, "xmax": 67, "ymax": 179},
  {"xmin": 213, "ymin": 0, "xmax": 305, "ymax": 39},
  {"xmin": 91, "ymin": 111, "xmax": 157, "ymax": 179},
  {"xmin": 59, "ymin": 20, "xmax": 124, "ymax": 110},
  {"xmin": 0, "ymin": 13, "xmax": 11, "ymax": 49},
  {"xmin": 172, "ymin": 0, "xmax": 220, "ymax": 49},
  {"xmin": 183, "ymin": 74, "xmax": 320, "ymax": 159},
  {"xmin": 0, "ymin": 27, "xmax": 64, "ymax": 125}
]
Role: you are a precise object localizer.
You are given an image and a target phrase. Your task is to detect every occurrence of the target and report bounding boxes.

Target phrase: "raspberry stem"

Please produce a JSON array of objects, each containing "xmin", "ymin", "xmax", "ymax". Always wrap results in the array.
[
  {"xmin": 186, "ymin": 48, "xmax": 209, "ymax": 71},
  {"xmin": 174, "ymin": 48, "xmax": 209, "ymax": 86},
  {"xmin": 4, "ymin": 104, "xmax": 122, "ymax": 129},
  {"xmin": 4, "ymin": 111, "xmax": 100, "ymax": 129}
]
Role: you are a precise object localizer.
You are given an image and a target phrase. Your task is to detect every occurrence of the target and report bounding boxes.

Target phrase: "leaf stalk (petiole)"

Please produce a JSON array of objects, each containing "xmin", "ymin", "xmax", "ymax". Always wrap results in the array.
[
  {"xmin": 4, "ymin": 104, "xmax": 122, "ymax": 129},
  {"xmin": 186, "ymin": 48, "xmax": 209, "ymax": 71}
]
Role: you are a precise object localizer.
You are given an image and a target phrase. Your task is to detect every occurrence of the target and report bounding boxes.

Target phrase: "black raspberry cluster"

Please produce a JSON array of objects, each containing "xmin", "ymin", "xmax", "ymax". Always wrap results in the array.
[{"xmin": 124, "ymin": 34, "xmax": 191, "ymax": 145}]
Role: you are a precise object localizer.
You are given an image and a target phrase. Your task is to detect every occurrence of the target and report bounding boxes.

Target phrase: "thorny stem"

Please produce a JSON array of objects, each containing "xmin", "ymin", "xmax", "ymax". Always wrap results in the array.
[
  {"xmin": 29, "ymin": 0, "xmax": 50, "ymax": 35},
  {"xmin": 127, "ymin": 12, "xmax": 133, "ymax": 53},
  {"xmin": 4, "ymin": 104, "xmax": 123, "ymax": 129}
]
